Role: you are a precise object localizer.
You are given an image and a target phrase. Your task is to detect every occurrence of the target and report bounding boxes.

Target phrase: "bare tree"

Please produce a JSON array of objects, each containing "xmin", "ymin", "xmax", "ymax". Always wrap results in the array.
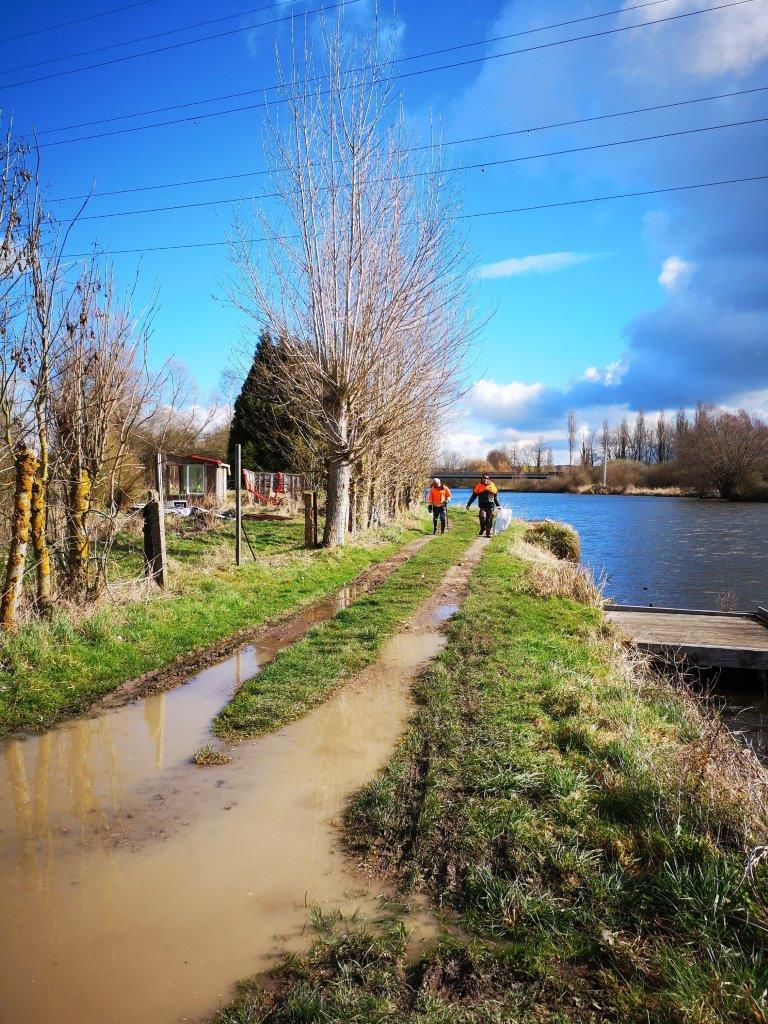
[
  {"xmin": 51, "ymin": 263, "xmax": 159, "ymax": 596},
  {"xmin": 567, "ymin": 410, "xmax": 577, "ymax": 469},
  {"xmin": 229, "ymin": 22, "xmax": 473, "ymax": 545},
  {"xmin": 632, "ymin": 408, "xmax": 648, "ymax": 463},
  {"xmin": 655, "ymin": 409, "xmax": 672, "ymax": 463},
  {"xmin": 678, "ymin": 407, "xmax": 768, "ymax": 499}
]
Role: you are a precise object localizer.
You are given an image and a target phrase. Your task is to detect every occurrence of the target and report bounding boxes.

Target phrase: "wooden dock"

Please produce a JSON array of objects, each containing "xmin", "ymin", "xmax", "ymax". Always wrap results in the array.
[{"xmin": 605, "ymin": 605, "xmax": 768, "ymax": 671}]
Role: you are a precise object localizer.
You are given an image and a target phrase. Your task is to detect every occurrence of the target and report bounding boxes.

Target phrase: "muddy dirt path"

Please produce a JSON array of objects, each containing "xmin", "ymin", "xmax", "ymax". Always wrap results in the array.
[
  {"xmin": 0, "ymin": 538, "xmax": 486, "ymax": 1024},
  {"xmin": 102, "ymin": 532, "xmax": 433, "ymax": 710}
]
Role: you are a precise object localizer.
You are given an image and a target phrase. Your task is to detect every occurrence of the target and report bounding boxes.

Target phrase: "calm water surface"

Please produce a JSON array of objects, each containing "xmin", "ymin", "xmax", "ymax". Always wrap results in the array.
[{"xmin": 452, "ymin": 490, "xmax": 767, "ymax": 611}]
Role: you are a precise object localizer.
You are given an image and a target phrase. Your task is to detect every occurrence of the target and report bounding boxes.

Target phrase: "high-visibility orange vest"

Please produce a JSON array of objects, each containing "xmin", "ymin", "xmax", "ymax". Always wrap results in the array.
[{"xmin": 428, "ymin": 485, "xmax": 452, "ymax": 506}]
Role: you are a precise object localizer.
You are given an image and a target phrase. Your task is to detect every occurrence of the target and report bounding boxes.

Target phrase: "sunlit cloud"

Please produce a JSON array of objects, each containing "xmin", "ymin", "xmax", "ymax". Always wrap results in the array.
[
  {"xmin": 477, "ymin": 252, "xmax": 603, "ymax": 279},
  {"xmin": 658, "ymin": 256, "xmax": 694, "ymax": 292}
]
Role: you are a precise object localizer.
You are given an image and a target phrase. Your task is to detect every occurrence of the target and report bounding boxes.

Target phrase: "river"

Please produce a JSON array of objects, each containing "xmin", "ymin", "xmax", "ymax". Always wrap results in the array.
[{"xmin": 450, "ymin": 490, "xmax": 767, "ymax": 611}]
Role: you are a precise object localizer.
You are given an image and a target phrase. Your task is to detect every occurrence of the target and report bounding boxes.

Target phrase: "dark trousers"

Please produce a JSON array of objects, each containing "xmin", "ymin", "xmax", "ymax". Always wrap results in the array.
[
  {"xmin": 432, "ymin": 505, "xmax": 447, "ymax": 533},
  {"xmin": 478, "ymin": 506, "xmax": 495, "ymax": 536}
]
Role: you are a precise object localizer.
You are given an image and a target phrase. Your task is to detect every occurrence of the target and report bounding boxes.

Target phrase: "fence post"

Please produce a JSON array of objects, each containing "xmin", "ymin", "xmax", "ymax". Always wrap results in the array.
[
  {"xmin": 303, "ymin": 490, "xmax": 316, "ymax": 547},
  {"xmin": 155, "ymin": 451, "xmax": 164, "ymax": 499},
  {"xmin": 235, "ymin": 444, "xmax": 242, "ymax": 567},
  {"xmin": 143, "ymin": 489, "xmax": 167, "ymax": 588}
]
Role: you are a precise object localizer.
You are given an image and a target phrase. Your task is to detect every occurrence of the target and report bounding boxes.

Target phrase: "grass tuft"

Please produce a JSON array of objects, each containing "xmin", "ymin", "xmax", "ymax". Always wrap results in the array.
[
  {"xmin": 193, "ymin": 744, "xmax": 232, "ymax": 766},
  {"xmin": 524, "ymin": 519, "xmax": 580, "ymax": 560}
]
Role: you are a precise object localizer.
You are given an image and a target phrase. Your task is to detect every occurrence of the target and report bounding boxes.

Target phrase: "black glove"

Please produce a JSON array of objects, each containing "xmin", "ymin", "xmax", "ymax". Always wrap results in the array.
[{"xmin": 427, "ymin": 504, "xmax": 433, "ymax": 512}]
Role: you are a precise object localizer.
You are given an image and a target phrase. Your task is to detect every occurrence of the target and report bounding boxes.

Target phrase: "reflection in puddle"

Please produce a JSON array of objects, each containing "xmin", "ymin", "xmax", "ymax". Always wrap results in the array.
[
  {"xmin": 0, "ymin": 583, "xmax": 369, "ymax": 853},
  {"xmin": 433, "ymin": 603, "xmax": 459, "ymax": 623},
  {"xmin": 0, "ymin": 588, "xmax": 453, "ymax": 1024}
]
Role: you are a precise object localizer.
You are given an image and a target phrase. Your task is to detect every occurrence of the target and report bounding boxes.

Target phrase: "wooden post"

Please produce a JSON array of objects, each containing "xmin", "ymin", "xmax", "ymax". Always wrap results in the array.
[
  {"xmin": 143, "ymin": 489, "xmax": 167, "ymax": 588},
  {"xmin": 312, "ymin": 490, "xmax": 319, "ymax": 545},
  {"xmin": 303, "ymin": 490, "xmax": 315, "ymax": 548},
  {"xmin": 155, "ymin": 451, "xmax": 164, "ymax": 500},
  {"xmin": 235, "ymin": 443, "xmax": 242, "ymax": 567}
]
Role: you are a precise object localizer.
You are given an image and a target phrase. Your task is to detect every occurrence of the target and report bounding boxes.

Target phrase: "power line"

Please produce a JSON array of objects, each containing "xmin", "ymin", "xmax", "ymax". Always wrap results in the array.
[
  {"xmin": 0, "ymin": 0, "xmax": 361, "ymax": 91},
  {"xmin": 3, "ymin": 1, "xmax": 307, "ymax": 76},
  {"xmin": 458, "ymin": 172, "xmax": 768, "ymax": 219},
  {"xmin": 50, "ymin": 84, "xmax": 768, "ymax": 203},
  {"xmin": 30, "ymin": 0, "xmax": 759, "ymax": 149},
  {"xmin": 9, "ymin": 0, "xmax": 681, "ymax": 107},
  {"xmin": 68, "ymin": 115, "xmax": 768, "ymax": 221},
  {"xmin": 62, "ymin": 172, "xmax": 768, "ymax": 257},
  {"xmin": 0, "ymin": 1, "xmax": 157, "ymax": 46}
]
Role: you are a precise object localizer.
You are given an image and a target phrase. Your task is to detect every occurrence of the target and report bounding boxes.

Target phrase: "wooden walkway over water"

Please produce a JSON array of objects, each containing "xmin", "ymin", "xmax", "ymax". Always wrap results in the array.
[{"xmin": 606, "ymin": 605, "xmax": 768, "ymax": 671}]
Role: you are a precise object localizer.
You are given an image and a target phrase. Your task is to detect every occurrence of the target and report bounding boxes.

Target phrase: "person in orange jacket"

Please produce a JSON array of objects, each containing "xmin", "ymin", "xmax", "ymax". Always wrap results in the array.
[
  {"xmin": 427, "ymin": 478, "xmax": 452, "ymax": 534},
  {"xmin": 466, "ymin": 472, "xmax": 500, "ymax": 537}
]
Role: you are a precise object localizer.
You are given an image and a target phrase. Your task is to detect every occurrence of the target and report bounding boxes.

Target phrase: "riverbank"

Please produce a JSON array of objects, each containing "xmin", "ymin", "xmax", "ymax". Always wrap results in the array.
[
  {"xmin": 0, "ymin": 514, "xmax": 424, "ymax": 737},
  {"xmin": 214, "ymin": 525, "xmax": 768, "ymax": 1023},
  {"xmin": 492, "ymin": 479, "xmax": 691, "ymax": 497}
]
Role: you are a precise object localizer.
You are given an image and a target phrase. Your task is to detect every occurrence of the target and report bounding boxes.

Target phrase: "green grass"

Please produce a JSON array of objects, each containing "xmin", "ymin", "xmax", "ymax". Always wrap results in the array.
[
  {"xmin": 213, "ymin": 510, "xmax": 478, "ymax": 740},
  {"xmin": 214, "ymin": 526, "xmax": 768, "ymax": 1023},
  {"xmin": 0, "ymin": 516, "xmax": 422, "ymax": 736}
]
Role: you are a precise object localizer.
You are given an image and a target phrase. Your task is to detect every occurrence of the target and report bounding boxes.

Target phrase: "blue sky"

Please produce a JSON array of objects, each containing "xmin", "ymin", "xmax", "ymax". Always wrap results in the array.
[{"xmin": 2, "ymin": 0, "xmax": 767, "ymax": 458}]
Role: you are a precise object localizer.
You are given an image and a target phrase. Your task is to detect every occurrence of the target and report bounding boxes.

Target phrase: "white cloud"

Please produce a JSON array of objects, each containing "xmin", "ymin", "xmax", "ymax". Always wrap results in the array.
[
  {"xmin": 478, "ymin": 251, "xmax": 601, "ymax": 280},
  {"xmin": 583, "ymin": 367, "xmax": 600, "ymax": 382},
  {"xmin": 621, "ymin": 0, "xmax": 768, "ymax": 79},
  {"xmin": 658, "ymin": 256, "xmax": 694, "ymax": 292},
  {"xmin": 473, "ymin": 379, "xmax": 546, "ymax": 415}
]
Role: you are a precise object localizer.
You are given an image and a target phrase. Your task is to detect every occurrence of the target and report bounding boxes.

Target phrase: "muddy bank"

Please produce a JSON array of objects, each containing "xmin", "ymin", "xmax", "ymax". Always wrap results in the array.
[
  {"xmin": 99, "ymin": 533, "xmax": 432, "ymax": 712},
  {"xmin": 0, "ymin": 539, "xmax": 485, "ymax": 1024}
]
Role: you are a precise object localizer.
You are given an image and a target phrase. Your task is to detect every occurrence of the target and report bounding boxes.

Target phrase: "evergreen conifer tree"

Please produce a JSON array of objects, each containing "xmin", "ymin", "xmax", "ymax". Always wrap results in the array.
[{"xmin": 227, "ymin": 331, "xmax": 318, "ymax": 472}]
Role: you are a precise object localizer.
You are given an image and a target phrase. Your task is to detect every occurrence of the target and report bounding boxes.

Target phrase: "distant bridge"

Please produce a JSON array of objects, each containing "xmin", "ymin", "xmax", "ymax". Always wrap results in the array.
[{"xmin": 427, "ymin": 470, "xmax": 564, "ymax": 483}]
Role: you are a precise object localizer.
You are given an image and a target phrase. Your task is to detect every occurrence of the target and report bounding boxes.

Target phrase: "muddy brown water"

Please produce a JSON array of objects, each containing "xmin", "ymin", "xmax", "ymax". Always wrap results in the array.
[{"xmin": 0, "ymin": 552, "xmax": 480, "ymax": 1023}]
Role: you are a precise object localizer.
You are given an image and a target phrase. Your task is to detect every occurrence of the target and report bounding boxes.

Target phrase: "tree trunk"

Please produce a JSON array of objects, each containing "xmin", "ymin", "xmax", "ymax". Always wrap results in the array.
[
  {"xmin": 323, "ymin": 457, "xmax": 351, "ymax": 547},
  {"xmin": 33, "ymin": 376, "xmax": 53, "ymax": 615},
  {"xmin": 1, "ymin": 447, "xmax": 37, "ymax": 631},
  {"xmin": 357, "ymin": 471, "xmax": 370, "ymax": 531},
  {"xmin": 30, "ymin": 476, "xmax": 52, "ymax": 615},
  {"xmin": 67, "ymin": 466, "xmax": 92, "ymax": 595}
]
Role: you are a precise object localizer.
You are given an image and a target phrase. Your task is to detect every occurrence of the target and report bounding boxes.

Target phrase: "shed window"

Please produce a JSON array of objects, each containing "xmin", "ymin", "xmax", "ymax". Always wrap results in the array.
[{"xmin": 183, "ymin": 464, "xmax": 205, "ymax": 494}]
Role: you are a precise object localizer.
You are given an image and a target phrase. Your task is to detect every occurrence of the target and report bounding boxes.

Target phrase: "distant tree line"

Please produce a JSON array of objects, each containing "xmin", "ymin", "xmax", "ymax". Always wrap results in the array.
[{"xmin": 437, "ymin": 404, "xmax": 768, "ymax": 501}]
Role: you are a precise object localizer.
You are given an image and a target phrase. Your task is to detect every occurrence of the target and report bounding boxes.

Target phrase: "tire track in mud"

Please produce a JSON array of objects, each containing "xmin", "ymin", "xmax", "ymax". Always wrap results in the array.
[{"xmin": 99, "ymin": 533, "xmax": 433, "ymax": 711}]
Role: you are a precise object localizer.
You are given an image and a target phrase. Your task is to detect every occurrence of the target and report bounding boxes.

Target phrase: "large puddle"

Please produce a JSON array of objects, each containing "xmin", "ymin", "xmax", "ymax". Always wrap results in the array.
[{"xmin": 0, "ymin": 582, "xmax": 452, "ymax": 1023}]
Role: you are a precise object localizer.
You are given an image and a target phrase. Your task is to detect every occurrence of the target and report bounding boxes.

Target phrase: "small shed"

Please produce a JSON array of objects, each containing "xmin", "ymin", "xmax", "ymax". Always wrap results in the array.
[{"xmin": 162, "ymin": 453, "xmax": 230, "ymax": 505}]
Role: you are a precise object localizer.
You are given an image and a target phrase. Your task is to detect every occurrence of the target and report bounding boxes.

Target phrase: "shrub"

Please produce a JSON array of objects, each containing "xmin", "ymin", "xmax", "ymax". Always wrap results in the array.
[{"xmin": 523, "ymin": 519, "xmax": 580, "ymax": 561}]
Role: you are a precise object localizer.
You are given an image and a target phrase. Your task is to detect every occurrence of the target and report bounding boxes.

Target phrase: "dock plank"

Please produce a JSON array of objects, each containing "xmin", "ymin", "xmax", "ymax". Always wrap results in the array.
[{"xmin": 606, "ymin": 607, "xmax": 768, "ymax": 670}]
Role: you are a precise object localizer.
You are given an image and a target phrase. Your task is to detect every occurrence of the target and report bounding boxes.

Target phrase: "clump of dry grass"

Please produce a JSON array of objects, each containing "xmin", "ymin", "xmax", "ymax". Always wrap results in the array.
[
  {"xmin": 523, "ymin": 519, "xmax": 580, "ymax": 561},
  {"xmin": 193, "ymin": 743, "xmax": 232, "ymax": 766},
  {"xmin": 513, "ymin": 538, "xmax": 604, "ymax": 607}
]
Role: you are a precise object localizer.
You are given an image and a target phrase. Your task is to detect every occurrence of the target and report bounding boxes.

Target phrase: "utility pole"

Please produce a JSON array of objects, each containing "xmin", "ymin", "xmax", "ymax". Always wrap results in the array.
[
  {"xmin": 235, "ymin": 443, "xmax": 242, "ymax": 566},
  {"xmin": 602, "ymin": 438, "xmax": 609, "ymax": 488}
]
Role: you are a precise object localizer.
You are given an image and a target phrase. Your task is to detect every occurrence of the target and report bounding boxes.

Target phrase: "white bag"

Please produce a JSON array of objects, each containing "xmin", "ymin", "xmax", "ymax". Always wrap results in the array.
[{"xmin": 493, "ymin": 506, "xmax": 513, "ymax": 535}]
